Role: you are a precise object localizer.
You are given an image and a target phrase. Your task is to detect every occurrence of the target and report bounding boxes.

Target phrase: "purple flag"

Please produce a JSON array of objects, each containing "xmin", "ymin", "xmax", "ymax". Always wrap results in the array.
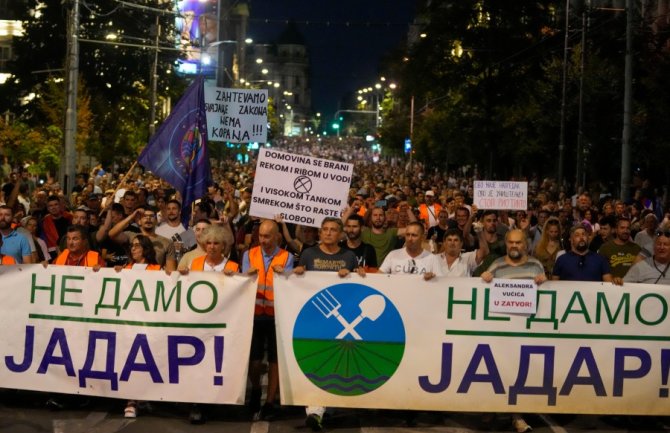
[{"xmin": 138, "ymin": 76, "xmax": 211, "ymax": 227}]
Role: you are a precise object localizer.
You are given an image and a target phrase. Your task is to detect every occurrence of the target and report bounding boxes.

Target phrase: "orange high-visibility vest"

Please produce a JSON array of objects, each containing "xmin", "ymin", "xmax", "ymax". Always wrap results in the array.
[
  {"xmin": 1, "ymin": 255, "xmax": 15, "ymax": 265},
  {"xmin": 248, "ymin": 246, "xmax": 289, "ymax": 317},
  {"xmin": 419, "ymin": 203, "xmax": 442, "ymax": 229},
  {"xmin": 54, "ymin": 249, "xmax": 100, "ymax": 266},
  {"xmin": 190, "ymin": 255, "xmax": 239, "ymax": 273}
]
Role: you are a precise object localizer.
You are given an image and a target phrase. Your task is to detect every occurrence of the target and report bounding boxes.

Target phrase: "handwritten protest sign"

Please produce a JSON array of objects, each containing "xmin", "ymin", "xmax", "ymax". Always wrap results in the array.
[
  {"xmin": 474, "ymin": 180, "xmax": 528, "ymax": 210},
  {"xmin": 204, "ymin": 86, "xmax": 268, "ymax": 143},
  {"xmin": 250, "ymin": 149, "xmax": 353, "ymax": 228},
  {"xmin": 489, "ymin": 279, "xmax": 538, "ymax": 314}
]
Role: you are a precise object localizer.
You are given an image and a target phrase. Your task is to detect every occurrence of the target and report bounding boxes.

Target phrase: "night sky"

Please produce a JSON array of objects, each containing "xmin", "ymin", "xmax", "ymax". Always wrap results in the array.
[{"xmin": 246, "ymin": 0, "xmax": 417, "ymax": 119}]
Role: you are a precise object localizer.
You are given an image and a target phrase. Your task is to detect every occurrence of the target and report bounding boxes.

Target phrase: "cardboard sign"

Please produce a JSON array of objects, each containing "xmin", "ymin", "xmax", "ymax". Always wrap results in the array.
[
  {"xmin": 204, "ymin": 86, "xmax": 268, "ymax": 143},
  {"xmin": 474, "ymin": 180, "xmax": 528, "ymax": 210}
]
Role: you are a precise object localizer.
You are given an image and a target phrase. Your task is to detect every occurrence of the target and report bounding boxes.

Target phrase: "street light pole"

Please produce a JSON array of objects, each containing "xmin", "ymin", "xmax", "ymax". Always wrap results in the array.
[
  {"xmin": 620, "ymin": 0, "xmax": 633, "ymax": 201},
  {"xmin": 149, "ymin": 15, "xmax": 160, "ymax": 137},
  {"xmin": 63, "ymin": 0, "xmax": 79, "ymax": 193},
  {"xmin": 558, "ymin": 0, "xmax": 570, "ymax": 190}
]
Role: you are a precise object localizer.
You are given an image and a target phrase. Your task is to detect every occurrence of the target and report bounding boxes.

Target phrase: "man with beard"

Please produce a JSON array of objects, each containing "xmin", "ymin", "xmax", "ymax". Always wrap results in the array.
[
  {"xmin": 156, "ymin": 199, "xmax": 187, "ymax": 239},
  {"xmin": 343, "ymin": 204, "xmax": 416, "ymax": 265},
  {"xmin": 108, "ymin": 206, "xmax": 177, "ymax": 272},
  {"xmin": 480, "ymin": 228, "xmax": 544, "ymax": 433},
  {"xmin": 598, "ymin": 217, "xmax": 641, "ymax": 282},
  {"xmin": 473, "ymin": 210, "xmax": 508, "ymax": 276},
  {"xmin": 624, "ymin": 227, "xmax": 670, "ymax": 284},
  {"xmin": 339, "ymin": 214, "xmax": 377, "ymax": 271},
  {"xmin": 481, "ymin": 229, "xmax": 546, "ymax": 285},
  {"xmin": 553, "ymin": 225, "xmax": 612, "ymax": 281},
  {"xmin": 0, "ymin": 205, "xmax": 32, "ymax": 263},
  {"xmin": 379, "ymin": 221, "xmax": 443, "ymax": 279}
]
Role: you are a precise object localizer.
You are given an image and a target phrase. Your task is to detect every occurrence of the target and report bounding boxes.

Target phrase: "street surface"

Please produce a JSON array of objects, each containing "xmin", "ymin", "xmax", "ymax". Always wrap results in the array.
[{"xmin": 0, "ymin": 391, "xmax": 668, "ymax": 433}]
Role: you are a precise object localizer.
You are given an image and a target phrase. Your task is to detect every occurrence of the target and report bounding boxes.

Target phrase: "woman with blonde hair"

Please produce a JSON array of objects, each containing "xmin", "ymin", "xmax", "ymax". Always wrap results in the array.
[{"xmin": 533, "ymin": 217, "xmax": 564, "ymax": 278}]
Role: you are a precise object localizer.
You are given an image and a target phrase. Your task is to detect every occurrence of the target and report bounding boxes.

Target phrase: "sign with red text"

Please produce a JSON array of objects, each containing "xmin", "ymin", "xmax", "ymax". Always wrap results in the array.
[
  {"xmin": 474, "ymin": 180, "xmax": 528, "ymax": 210},
  {"xmin": 0, "ymin": 265, "xmax": 256, "ymax": 404},
  {"xmin": 250, "ymin": 149, "xmax": 353, "ymax": 228},
  {"xmin": 489, "ymin": 279, "xmax": 537, "ymax": 315}
]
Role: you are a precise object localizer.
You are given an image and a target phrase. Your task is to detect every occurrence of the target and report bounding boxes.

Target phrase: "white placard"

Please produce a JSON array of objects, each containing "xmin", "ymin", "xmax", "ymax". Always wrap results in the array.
[
  {"xmin": 473, "ymin": 180, "xmax": 528, "ymax": 210},
  {"xmin": 488, "ymin": 278, "xmax": 537, "ymax": 314},
  {"xmin": 204, "ymin": 86, "xmax": 268, "ymax": 143},
  {"xmin": 250, "ymin": 149, "xmax": 353, "ymax": 228}
]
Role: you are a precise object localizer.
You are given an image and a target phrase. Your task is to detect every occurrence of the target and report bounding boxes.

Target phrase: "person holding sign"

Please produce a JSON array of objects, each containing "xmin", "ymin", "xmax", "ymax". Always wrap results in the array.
[
  {"xmin": 480, "ymin": 229, "xmax": 544, "ymax": 433},
  {"xmin": 181, "ymin": 225, "xmax": 239, "ymax": 274},
  {"xmin": 293, "ymin": 217, "xmax": 364, "ymax": 431},
  {"xmin": 439, "ymin": 228, "xmax": 488, "ymax": 277},
  {"xmin": 378, "ymin": 221, "xmax": 443, "ymax": 280},
  {"xmin": 242, "ymin": 220, "xmax": 293, "ymax": 422}
]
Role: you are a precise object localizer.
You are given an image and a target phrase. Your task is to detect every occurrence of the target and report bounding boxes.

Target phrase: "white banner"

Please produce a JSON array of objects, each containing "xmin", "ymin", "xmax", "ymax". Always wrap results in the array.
[
  {"xmin": 204, "ymin": 86, "xmax": 268, "ymax": 143},
  {"xmin": 250, "ymin": 149, "xmax": 353, "ymax": 228},
  {"xmin": 275, "ymin": 273, "xmax": 670, "ymax": 415},
  {"xmin": 474, "ymin": 180, "xmax": 528, "ymax": 210},
  {"xmin": 0, "ymin": 265, "xmax": 256, "ymax": 404}
]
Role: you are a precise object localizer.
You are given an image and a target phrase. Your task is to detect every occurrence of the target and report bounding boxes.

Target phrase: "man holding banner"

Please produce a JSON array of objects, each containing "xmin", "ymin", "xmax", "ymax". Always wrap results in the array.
[
  {"xmin": 242, "ymin": 219, "xmax": 293, "ymax": 421},
  {"xmin": 293, "ymin": 216, "xmax": 363, "ymax": 431}
]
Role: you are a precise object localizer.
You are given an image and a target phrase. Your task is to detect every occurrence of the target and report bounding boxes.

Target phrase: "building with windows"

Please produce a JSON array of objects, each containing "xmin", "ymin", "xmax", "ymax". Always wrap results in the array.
[
  {"xmin": 0, "ymin": 1, "xmax": 23, "ymax": 84},
  {"xmin": 243, "ymin": 22, "xmax": 311, "ymax": 136}
]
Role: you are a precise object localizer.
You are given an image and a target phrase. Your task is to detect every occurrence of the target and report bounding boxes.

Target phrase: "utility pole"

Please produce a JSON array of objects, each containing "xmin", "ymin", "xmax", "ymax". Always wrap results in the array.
[
  {"xmin": 558, "ymin": 0, "xmax": 570, "ymax": 190},
  {"xmin": 575, "ymin": 8, "xmax": 587, "ymax": 189},
  {"xmin": 620, "ymin": 0, "xmax": 633, "ymax": 201},
  {"xmin": 149, "ymin": 15, "xmax": 160, "ymax": 137},
  {"xmin": 62, "ymin": 0, "xmax": 79, "ymax": 193}
]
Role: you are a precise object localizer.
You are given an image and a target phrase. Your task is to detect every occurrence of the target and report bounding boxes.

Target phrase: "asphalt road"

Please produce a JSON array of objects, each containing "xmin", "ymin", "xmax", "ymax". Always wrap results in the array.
[{"xmin": 0, "ymin": 391, "xmax": 668, "ymax": 433}]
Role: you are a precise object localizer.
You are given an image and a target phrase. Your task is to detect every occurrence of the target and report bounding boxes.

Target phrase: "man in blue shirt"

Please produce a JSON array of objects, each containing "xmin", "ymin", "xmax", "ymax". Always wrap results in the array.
[
  {"xmin": 0, "ymin": 205, "xmax": 32, "ymax": 263},
  {"xmin": 553, "ymin": 225, "xmax": 612, "ymax": 282}
]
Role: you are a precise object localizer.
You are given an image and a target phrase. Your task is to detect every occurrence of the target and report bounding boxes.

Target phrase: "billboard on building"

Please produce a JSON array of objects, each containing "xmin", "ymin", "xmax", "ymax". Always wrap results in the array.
[{"xmin": 175, "ymin": 0, "xmax": 218, "ymax": 76}]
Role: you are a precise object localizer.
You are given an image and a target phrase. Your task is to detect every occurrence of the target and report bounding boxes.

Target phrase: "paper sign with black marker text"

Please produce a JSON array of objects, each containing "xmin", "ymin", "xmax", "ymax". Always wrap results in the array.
[
  {"xmin": 250, "ymin": 149, "xmax": 353, "ymax": 228},
  {"xmin": 204, "ymin": 86, "xmax": 268, "ymax": 143}
]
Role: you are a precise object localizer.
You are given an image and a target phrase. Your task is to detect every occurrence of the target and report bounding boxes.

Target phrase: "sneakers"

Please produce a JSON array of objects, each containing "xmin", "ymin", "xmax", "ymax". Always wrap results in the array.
[
  {"xmin": 512, "ymin": 416, "xmax": 533, "ymax": 433},
  {"xmin": 124, "ymin": 402, "xmax": 137, "ymax": 419},
  {"xmin": 305, "ymin": 413, "xmax": 323, "ymax": 431}
]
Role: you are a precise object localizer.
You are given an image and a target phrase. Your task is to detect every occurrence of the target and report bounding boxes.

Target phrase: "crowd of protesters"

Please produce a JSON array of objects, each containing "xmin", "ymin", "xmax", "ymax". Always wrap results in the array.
[{"xmin": 0, "ymin": 135, "xmax": 668, "ymax": 430}]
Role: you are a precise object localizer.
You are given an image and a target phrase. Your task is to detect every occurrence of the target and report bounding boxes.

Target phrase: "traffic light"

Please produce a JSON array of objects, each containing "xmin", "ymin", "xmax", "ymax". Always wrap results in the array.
[{"xmin": 332, "ymin": 123, "xmax": 340, "ymax": 130}]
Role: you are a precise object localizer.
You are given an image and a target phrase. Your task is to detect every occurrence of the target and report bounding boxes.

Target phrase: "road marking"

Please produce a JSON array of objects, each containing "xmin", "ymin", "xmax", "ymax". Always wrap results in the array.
[
  {"xmin": 539, "ymin": 414, "xmax": 569, "ymax": 433},
  {"xmin": 53, "ymin": 412, "xmax": 134, "ymax": 433},
  {"xmin": 250, "ymin": 420, "xmax": 270, "ymax": 433}
]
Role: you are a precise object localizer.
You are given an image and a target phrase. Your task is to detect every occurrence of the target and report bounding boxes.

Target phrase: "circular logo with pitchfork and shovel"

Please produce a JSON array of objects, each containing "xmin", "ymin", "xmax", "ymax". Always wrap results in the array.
[{"xmin": 292, "ymin": 283, "xmax": 405, "ymax": 396}]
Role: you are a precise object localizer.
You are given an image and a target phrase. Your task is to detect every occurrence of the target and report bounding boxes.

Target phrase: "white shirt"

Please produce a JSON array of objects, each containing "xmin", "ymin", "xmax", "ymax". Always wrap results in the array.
[
  {"xmin": 156, "ymin": 222, "xmax": 186, "ymax": 239},
  {"xmin": 379, "ymin": 248, "xmax": 444, "ymax": 276},
  {"xmin": 440, "ymin": 251, "xmax": 478, "ymax": 277}
]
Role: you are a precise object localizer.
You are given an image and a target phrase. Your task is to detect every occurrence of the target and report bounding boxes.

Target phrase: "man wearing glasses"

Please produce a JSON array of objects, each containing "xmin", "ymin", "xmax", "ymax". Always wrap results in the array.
[
  {"xmin": 552, "ymin": 225, "xmax": 612, "ymax": 282},
  {"xmin": 623, "ymin": 228, "xmax": 670, "ymax": 284},
  {"xmin": 378, "ymin": 221, "xmax": 443, "ymax": 280}
]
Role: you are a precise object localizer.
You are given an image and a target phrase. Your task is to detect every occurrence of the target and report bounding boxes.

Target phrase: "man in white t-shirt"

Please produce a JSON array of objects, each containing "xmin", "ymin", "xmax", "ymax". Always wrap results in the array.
[
  {"xmin": 440, "ymin": 228, "xmax": 488, "ymax": 277},
  {"xmin": 379, "ymin": 221, "xmax": 443, "ymax": 279}
]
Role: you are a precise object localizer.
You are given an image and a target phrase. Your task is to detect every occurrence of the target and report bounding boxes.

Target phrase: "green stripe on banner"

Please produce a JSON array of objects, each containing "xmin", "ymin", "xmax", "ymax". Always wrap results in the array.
[
  {"xmin": 28, "ymin": 314, "xmax": 227, "ymax": 329},
  {"xmin": 446, "ymin": 329, "xmax": 670, "ymax": 341}
]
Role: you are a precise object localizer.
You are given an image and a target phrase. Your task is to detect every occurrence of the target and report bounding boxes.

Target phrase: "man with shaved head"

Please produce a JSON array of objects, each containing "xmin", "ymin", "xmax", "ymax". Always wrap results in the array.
[{"xmin": 241, "ymin": 219, "xmax": 294, "ymax": 421}]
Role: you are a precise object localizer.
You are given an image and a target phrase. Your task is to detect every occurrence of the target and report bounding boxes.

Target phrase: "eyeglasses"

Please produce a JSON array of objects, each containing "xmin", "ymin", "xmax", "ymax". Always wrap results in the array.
[
  {"xmin": 409, "ymin": 259, "xmax": 418, "ymax": 274},
  {"xmin": 656, "ymin": 231, "xmax": 670, "ymax": 238}
]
